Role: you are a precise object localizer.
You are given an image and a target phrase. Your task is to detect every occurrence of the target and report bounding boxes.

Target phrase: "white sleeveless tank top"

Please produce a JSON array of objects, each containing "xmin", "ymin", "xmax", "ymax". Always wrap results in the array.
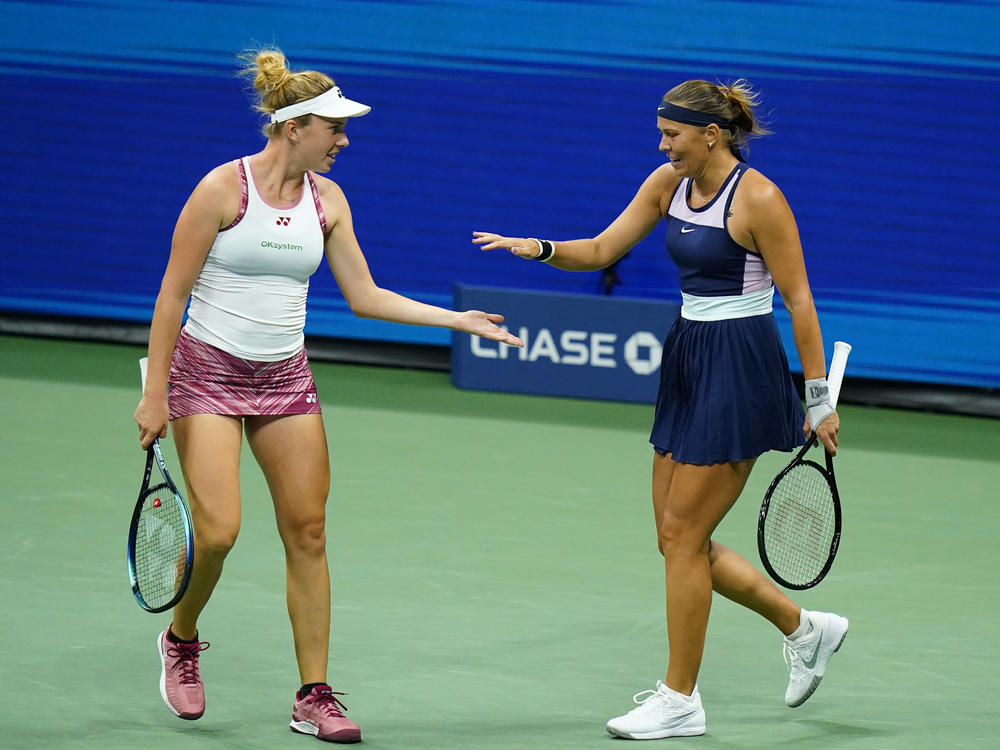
[{"xmin": 184, "ymin": 157, "xmax": 327, "ymax": 361}]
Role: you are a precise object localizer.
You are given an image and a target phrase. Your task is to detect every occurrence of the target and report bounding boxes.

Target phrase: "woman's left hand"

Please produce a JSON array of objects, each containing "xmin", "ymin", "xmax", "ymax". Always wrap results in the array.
[
  {"xmin": 804, "ymin": 410, "xmax": 840, "ymax": 455},
  {"xmin": 454, "ymin": 310, "xmax": 524, "ymax": 346}
]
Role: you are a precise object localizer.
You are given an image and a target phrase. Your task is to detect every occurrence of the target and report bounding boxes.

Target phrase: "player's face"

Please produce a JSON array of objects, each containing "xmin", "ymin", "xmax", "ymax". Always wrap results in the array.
[
  {"xmin": 302, "ymin": 116, "xmax": 350, "ymax": 172},
  {"xmin": 657, "ymin": 117, "xmax": 705, "ymax": 174}
]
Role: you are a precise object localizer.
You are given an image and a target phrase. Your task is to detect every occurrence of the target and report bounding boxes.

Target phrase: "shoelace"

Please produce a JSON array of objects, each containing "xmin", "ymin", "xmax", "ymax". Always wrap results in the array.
[
  {"xmin": 310, "ymin": 690, "xmax": 350, "ymax": 718},
  {"xmin": 166, "ymin": 641, "xmax": 210, "ymax": 685},
  {"xmin": 632, "ymin": 688, "xmax": 658, "ymax": 706},
  {"xmin": 631, "ymin": 681, "xmax": 680, "ymax": 707},
  {"xmin": 782, "ymin": 637, "xmax": 816, "ymax": 673}
]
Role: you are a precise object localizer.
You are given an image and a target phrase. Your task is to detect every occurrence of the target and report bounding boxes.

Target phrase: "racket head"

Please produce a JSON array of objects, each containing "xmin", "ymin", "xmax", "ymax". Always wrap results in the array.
[
  {"xmin": 757, "ymin": 437, "xmax": 842, "ymax": 590},
  {"xmin": 127, "ymin": 441, "xmax": 194, "ymax": 613}
]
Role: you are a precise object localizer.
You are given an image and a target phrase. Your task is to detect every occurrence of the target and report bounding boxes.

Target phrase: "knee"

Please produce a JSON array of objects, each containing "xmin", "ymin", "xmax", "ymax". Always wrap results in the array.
[
  {"xmin": 656, "ymin": 511, "xmax": 707, "ymax": 559},
  {"xmin": 656, "ymin": 512, "xmax": 679, "ymax": 557},
  {"xmin": 280, "ymin": 513, "xmax": 327, "ymax": 557},
  {"xmin": 196, "ymin": 522, "xmax": 240, "ymax": 560}
]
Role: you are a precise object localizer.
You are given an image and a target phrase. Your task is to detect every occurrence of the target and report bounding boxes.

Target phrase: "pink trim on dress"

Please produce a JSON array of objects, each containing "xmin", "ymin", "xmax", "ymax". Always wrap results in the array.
[
  {"xmin": 220, "ymin": 158, "xmax": 250, "ymax": 232},
  {"xmin": 306, "ymin": 172, "xmax": 327, "ymax": 234}
]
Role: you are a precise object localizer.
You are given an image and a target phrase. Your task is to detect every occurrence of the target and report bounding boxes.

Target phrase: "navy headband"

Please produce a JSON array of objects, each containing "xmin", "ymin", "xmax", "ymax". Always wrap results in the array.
[{"xmin": 657, "ymin": 100, "xmax": 738, "ymax": 130}]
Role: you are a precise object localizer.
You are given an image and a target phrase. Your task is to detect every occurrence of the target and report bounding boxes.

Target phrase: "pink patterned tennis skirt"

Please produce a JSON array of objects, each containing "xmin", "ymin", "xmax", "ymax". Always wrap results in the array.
[{"xmin": 168, "ymin": 328, "xmax": 322, "ymax": 419}]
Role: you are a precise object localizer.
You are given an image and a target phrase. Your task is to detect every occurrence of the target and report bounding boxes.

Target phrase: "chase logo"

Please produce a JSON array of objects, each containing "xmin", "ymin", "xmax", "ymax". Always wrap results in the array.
[
  {"xmin": 471, "ymin": 326, "xmax": 662, "ymax": 376},
  {"xmin": 451, "ymin": 285, "xmax": 679, "ymax": 405}
]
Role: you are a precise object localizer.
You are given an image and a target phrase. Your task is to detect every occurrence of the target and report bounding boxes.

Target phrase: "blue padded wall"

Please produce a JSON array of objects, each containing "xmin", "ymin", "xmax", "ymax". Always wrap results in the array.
[{"xmin": 2, "ymin": 1, "xmax": 997, "ymax": 386}]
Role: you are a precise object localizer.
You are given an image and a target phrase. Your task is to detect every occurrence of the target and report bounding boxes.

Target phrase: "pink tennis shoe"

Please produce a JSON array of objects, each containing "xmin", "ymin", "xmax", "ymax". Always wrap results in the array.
[
  {"xmin": 290, "ymin": 685, "xmax": 362, "ymax": 743},
  {"xmin": 156, "ymin": 628, "xmax": 209, "ymax": 720}
]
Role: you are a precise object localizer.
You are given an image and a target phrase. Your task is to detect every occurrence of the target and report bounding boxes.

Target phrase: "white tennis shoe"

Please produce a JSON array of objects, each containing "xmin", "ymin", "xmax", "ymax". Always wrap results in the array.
[
  {"xmin": 606, "ymin": 681, "xmax": 706, "ymax": 740},
  {"xmin": 783, "ymin": 610, "xmax": 849, "ymax": 707}
]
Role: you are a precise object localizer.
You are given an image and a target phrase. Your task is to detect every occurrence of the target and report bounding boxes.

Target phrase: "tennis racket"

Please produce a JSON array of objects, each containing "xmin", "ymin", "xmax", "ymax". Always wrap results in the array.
[
  {"xmin": 127, "ymin": 357, "xmax": 194, "ymax": 613},
  {"xmin": 757, "ymin": 341, "xmax": 851, "ymax": 590}
]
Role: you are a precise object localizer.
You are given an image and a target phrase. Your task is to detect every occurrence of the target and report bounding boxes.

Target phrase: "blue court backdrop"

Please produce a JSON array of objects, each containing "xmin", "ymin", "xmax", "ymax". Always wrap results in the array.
[{"xmin": 1, "ymin": 1, "xmax": 998, "ymax": 389}]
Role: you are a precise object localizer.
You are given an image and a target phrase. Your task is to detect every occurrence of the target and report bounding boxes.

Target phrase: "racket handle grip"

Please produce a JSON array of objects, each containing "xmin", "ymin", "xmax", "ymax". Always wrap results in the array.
[
  {"xmin": 827, "ymin": 341, "xmax": 852, "ymax": 409},
  {"xmin": 139, "ymin": 356, "xmax": 149, "ymax": 391}
]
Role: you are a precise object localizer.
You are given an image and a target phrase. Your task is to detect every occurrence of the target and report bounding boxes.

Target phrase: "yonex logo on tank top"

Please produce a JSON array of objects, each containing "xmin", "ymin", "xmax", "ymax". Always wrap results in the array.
[
  {"xmin": 276, "ymin": 216, "xmax": 291, "ymax": 226},
  {"xmin": 260, "ymin": 241, "xmax": 305, "ymax": 252}
]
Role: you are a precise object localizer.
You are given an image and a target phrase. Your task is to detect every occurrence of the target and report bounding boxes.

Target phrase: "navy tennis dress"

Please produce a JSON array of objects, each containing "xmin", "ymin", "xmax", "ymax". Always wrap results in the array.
[{"xmin": 649, "ymin": 163, "xmax": 806, "ymax": 464}]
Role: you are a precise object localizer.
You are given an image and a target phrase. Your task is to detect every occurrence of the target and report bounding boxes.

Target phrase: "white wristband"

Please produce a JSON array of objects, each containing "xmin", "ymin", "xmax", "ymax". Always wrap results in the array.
[{"xmin": 805, "ymin": 377, "xmax": 834, "ymax": 430}]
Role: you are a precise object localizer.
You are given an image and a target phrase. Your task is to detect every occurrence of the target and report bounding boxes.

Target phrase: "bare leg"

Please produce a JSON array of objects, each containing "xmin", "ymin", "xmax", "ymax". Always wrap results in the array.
[
  {"xmin": 246, "ymin": 413, "xmax": 331, "ymax": 685},
  {"xmin": 170, "ymin": 414, "xmax": 244, "ymax": 640},
  {"xmin": 653, "ymin": 454, "xmax": 800, "ymax": 694},
  {"xmin": 652, "ymin": 452, "xmax": 755, "ymax": 695},
  {"xmin": 708, "ymin": 541, "xmax": 800, "ymax": 636}
]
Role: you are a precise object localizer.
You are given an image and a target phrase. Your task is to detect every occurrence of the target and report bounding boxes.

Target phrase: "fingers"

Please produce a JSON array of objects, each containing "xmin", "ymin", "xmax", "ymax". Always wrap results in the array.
[
  {"xmin": 135, "ymin": 399, "xmax": 169, "ymax": 450},
  {"xmin": 804, "ymin": 415, "xmax": 840, "ymax": 455},
  {"xmin": 138, "ymin": 428, "xmax": 155, "ymax": 450},
  {"xmin": 820, "ymin": 433, "xmax": 838, "ymax": 456},
  {"xmin": 472, "ymin": 231, "xmax": 538, "ymax": 258},
  {"xmin": 494, "ymin": 330, "xmax": 524, "ymax": 347},
  {"xmin": 480, "ymin": 315, "xmax": 523, "ymax": 347},
  {"xmin": 817, "ymin": 419, "xmax": 840, "ymax": 456},
  {"xmin": 137, "ymin": 424, "xmax": 168, "ymax": 450},
  {"xmin": 460, "ymin": 310, "xmax": 525, "ymax": 347},
  {"xmin": 472, "ymin": 231, "xmax": 505, "ymax": 247}
]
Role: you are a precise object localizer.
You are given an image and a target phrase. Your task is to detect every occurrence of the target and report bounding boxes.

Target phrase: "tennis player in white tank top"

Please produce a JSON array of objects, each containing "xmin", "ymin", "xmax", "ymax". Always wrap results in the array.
[{"xmin": 134, "ymin": 47, "xmax": 523, "ymax": 742}]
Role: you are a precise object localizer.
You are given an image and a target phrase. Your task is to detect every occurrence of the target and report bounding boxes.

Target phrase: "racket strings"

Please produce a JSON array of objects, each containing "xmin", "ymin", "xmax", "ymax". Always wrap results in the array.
[
  {"xmin": 133, "ymin": 485, "xmax": 189, "ymax": 609},
  {"xmin": 763, "ymin": 463, "xmax": 835, "ymax": 586}
]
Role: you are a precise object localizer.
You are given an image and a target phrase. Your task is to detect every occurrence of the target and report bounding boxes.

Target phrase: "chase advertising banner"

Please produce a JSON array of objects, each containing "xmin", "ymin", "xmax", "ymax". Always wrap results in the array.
[{"xmin": 452, "ymin": 285, "xmax": 680, "ymax": 404}]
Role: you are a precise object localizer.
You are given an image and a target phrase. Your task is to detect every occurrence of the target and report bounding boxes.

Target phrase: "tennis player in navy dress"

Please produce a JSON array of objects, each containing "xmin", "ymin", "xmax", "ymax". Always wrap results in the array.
[{"xmin": 475, "ymin": 79, "xmax": 848, "ymax": 740}]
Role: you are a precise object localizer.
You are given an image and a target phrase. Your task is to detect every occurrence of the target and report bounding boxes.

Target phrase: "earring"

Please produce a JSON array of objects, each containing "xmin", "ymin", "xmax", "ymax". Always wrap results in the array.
[{"xmin": 708, "ymin": 141, "xmax": 715, "ymax": 149}]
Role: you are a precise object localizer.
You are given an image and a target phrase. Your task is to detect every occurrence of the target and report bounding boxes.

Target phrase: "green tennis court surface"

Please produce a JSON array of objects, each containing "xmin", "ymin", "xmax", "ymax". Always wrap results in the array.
[{"xmin": 1, "ymin": 335, "xmax": 997, "ymax": 749}]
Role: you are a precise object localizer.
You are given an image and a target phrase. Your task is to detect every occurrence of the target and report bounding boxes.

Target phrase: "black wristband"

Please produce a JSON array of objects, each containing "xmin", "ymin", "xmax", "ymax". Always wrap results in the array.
[{"xmin": 535, "ymin": 239, "xmax": 555, "ymax": 262}]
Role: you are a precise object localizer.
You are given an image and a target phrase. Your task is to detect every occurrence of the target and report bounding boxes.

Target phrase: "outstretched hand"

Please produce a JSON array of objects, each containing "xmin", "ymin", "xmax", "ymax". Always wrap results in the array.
[
  {"xmin": 472, "ymin": 231, "xmax": 540, "ymax": 260},
  {"xmin": 454, "ymin": 310, "xmax": 524, "ymax": 347}
]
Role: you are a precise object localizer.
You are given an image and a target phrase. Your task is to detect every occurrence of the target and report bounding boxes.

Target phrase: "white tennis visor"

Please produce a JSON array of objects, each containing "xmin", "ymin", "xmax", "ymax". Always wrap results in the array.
[{"xmin": 270, "ymin": 86, "xmax": 371, "ymax": 123}]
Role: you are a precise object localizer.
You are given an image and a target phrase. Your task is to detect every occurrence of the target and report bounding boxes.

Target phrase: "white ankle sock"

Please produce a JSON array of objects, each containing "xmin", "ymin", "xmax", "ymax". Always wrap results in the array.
[
  {"xmin": 660, "ymin": 683, "xmax": 696, "ymax": 702},
  {"xmin": 788, "ymin": 609, "xmax": 812, "ymax": 640}
]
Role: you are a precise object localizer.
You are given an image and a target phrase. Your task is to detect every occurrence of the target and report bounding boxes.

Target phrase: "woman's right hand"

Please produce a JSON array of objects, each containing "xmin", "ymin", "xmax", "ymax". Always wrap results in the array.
[
  {"xmin": 134, "ymin": 396, "xmax": 169, "ymax": 450},
  {"xmin": 472, "ymin": 231, "xmax": 541, "ymax": 260}
]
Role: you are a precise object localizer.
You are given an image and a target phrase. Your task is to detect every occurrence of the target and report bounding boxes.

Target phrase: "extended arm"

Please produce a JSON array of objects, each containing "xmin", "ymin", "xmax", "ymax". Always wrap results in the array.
[
  {"xmin": 473, "ymin": 165, "xmax": 676, "ymax": 270},
  {"xmin": 323, "ymin": 181, "xmax": 523, "ymax": 346}
]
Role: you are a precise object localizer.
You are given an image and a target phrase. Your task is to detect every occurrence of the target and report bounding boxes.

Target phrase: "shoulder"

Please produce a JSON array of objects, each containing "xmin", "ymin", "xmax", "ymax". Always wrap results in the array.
[
  {"xmin": 195, "ymin": 160, "xmax": 242, "ymax": 200},
  {"xmin": 646, "ymin": 163, "xmax": 683, "ymax": 193},
  {"xmin": 639, "ymin": 163, "xmax": 683, "ymax": 215},
  {"xmin": 737, "ymin": 167, "xmax": 788, "ymax": 210},
  {"xmin": 181, "ymin": 160, "xmax": 244, "ymax": 228},
  {"xmin": 309, "ymin": 172, "xmax": 351, "ymax": 231},
  {"xmin": 309, "ymin": 171, "xmax": 348, "ymax": 206}
]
